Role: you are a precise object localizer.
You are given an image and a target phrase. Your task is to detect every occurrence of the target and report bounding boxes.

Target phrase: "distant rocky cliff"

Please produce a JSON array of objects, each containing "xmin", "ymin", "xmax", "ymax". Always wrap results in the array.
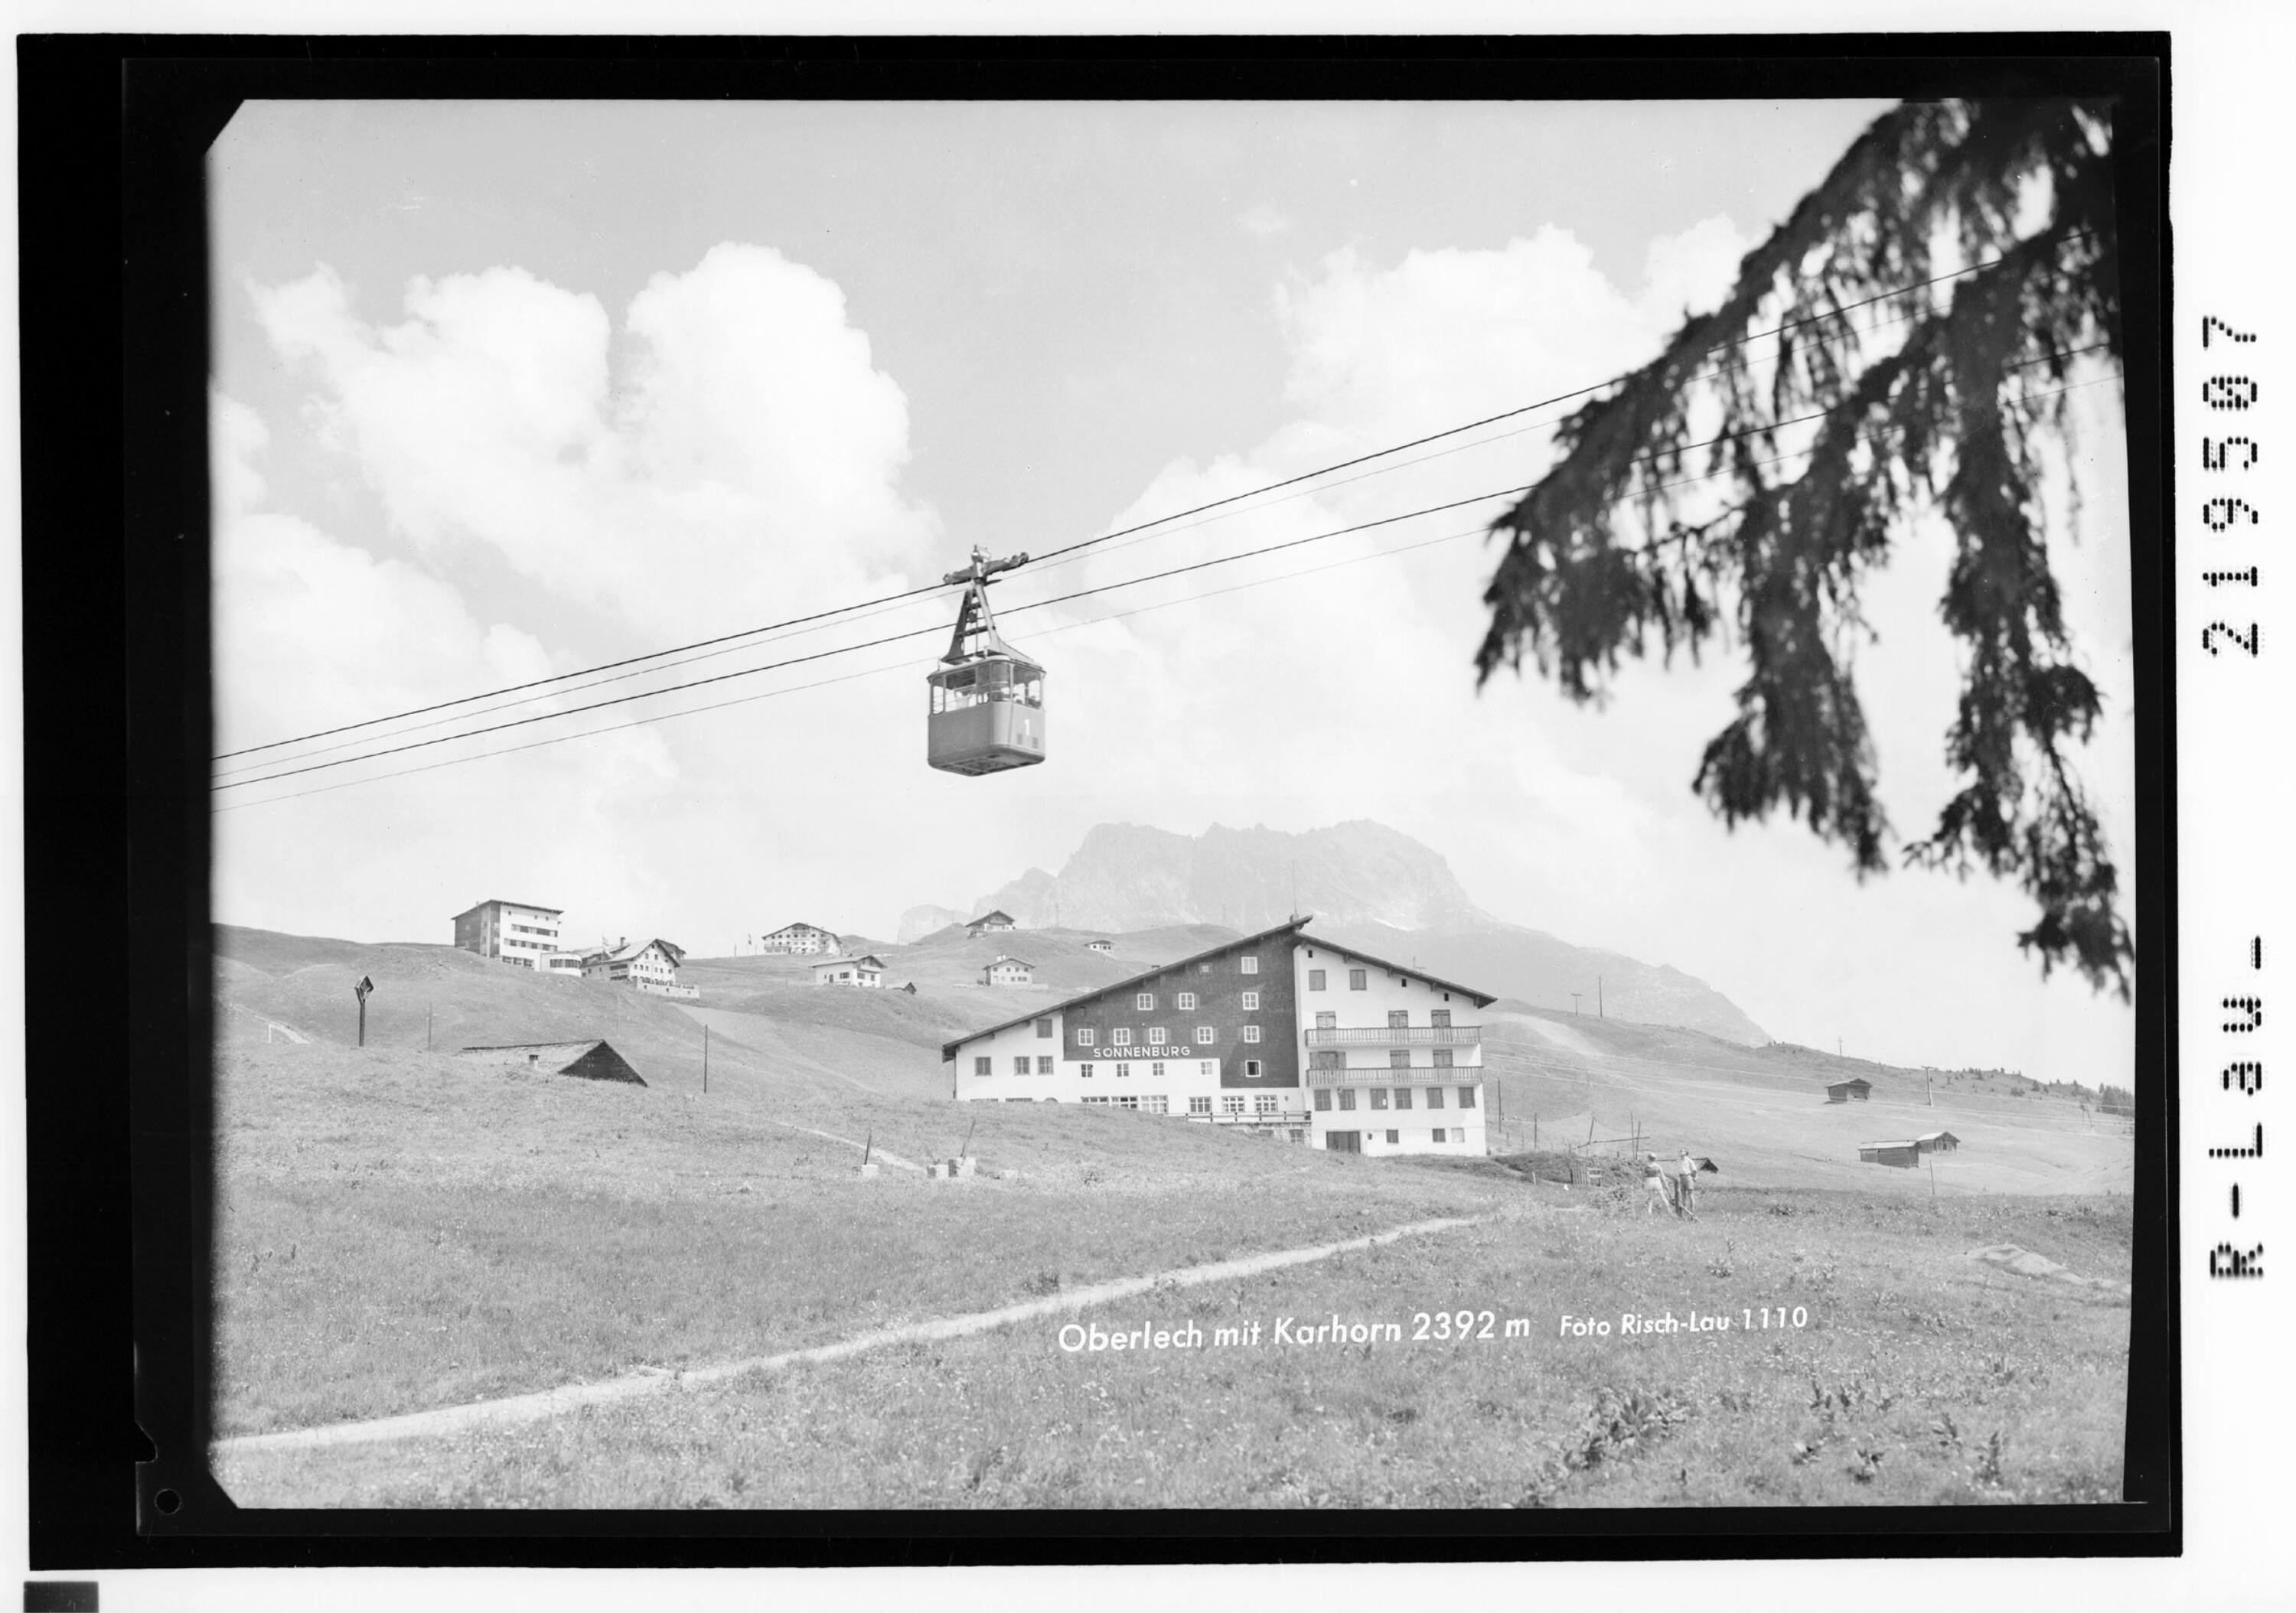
[{"xmin": 954, "ymin": 820, "xmax": 1767, "ymax": 1046}]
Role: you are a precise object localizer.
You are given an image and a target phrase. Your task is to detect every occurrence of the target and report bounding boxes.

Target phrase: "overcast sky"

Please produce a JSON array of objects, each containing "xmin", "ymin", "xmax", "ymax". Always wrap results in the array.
[{"xmin": 208, "ymin": 99, "xmax": 2137, "ymax": 1087}]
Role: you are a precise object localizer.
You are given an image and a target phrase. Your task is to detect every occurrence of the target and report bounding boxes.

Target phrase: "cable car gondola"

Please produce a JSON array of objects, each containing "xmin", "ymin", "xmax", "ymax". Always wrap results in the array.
[{"xmin": 926, "ymin": 546, "xmax": 1046, "ymax": 776}]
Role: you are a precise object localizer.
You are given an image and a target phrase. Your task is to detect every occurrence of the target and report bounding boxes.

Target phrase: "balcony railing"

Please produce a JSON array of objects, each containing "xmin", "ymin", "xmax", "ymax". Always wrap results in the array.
[
  {"xmin": 1306, "ymin": 1067, "xmax": 1482, "ymax": 1088},
  {"xmin": 1303, "ymin": 1025, "xmax": 1481, "ymax": 1048}
]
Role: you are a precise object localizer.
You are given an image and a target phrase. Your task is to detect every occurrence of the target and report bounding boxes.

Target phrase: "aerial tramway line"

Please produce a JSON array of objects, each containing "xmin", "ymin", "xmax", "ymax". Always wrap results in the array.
[{"xmin": 925, "ymin": 546, "xmax": 1046, "ymax": 776}]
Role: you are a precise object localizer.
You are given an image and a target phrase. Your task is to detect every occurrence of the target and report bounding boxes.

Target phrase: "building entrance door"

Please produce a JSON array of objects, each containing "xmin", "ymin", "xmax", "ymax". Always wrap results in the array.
[{"xmin": 1325, "ymin": 1130, "xmax": 1361, "ymax": 1154}]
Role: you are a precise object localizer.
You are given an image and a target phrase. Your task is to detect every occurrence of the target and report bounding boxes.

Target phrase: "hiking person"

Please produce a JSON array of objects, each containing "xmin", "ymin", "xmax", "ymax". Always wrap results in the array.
[
  {"xmin": 1642, "ymin": 1152, "xmax": 1672, "ymax": 1215},
  {"xmin": 1675, "ymin": 1149, "xmax": 1698, "ymax": 1218}
]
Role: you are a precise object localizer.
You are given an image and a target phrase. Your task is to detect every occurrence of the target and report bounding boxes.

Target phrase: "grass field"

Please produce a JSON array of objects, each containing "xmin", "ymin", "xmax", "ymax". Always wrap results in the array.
[
  {"xmin": 210, "ymin": 924, "xmax": 2138, "ymax": 1510},
  {"xmin": 216, "ymin": 1172, "xmax": 2131, "ymax": 1508}
]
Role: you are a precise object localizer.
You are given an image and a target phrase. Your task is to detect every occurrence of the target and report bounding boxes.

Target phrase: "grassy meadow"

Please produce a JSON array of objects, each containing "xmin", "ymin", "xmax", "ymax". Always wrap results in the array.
[
  {"xmin": 217, "ymin": 1171, "xmax": 2131, "ymax": 1508},
  {"xmin": 211, "ymin": 925, "xmax": 2137, "ymax": 1510}
]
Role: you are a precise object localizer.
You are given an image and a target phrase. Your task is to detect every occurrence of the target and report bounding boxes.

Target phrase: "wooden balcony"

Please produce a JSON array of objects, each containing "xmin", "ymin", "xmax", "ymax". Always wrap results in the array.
[
  {"xmin": 1306, "ymin": 1067, "xmax": 1482, "ymax": 1088},
  {"xmin": 1303, "ymin": 1025, "xmax": 1481, "ymax": 1048}
]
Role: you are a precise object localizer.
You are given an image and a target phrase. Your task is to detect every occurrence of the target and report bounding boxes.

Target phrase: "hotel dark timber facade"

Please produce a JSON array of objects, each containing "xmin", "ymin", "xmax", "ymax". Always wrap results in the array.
[{"xmin": 942, "ymin": 919, "xmax": 1497, "ymax": 1156}]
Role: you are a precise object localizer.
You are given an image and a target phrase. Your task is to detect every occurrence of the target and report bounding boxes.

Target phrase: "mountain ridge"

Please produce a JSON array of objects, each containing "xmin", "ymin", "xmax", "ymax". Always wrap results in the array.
[{"xmin": 957, "ymin": 820, "xmax": 1768, "ymax": 1045}]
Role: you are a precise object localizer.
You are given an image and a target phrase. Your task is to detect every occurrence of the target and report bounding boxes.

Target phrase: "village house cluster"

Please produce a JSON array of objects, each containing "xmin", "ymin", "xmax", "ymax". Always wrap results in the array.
[
  {"xmin": 940, "ymin": 917, "xmax": 1496, "ymax": 1156},
  {"xmin": 450, "ymin": 898, "xmax": 697, "ymax": 999}
]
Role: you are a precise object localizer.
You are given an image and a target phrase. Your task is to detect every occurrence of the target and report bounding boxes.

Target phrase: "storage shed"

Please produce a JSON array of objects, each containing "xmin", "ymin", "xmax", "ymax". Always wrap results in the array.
[
  {"xmin": 1826, "ymin": 1077, "xmax": 1874, "ymax": 1103},
  {"xmin": 1857, "ymin": 1138, "xmax": 1920, "ymax": 1168},
  {"xmin": 1916, "ymin": 1130, "xmax": 1962, "ymax": 1154},
  {"xmin": 455, "ymin": 1038, "xmax": 646, "ymax": 1086}
]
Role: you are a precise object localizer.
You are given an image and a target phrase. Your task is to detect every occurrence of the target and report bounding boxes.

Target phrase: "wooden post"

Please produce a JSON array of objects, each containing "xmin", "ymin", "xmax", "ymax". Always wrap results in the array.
[
  {"xmin": 703, "ymin": 1025, "xmax": 710, "ymax": 1093},
  {"xmin": 426, "ymin": 1007, "xmax": 433, "ymax": 1051},
  {"xmin": 963, "ymin": 1115, "xmax": 977, "ymax": 1159}
]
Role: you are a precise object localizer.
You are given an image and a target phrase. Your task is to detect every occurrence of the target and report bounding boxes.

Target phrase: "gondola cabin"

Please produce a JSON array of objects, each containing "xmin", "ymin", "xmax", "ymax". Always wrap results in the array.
[{"xmin": 928, "ymin": 546, "xmax": 1048, "ymax": 776}]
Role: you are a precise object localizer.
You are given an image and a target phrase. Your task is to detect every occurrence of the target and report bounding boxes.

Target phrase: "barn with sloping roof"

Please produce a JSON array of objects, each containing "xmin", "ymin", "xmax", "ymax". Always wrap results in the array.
[
  {"xmin": 1857, "ymin": 1138, "xmax": 1920, "ymax": 1168},
  {"xmin": 1827, "ymin": 1077, "xmax": 1874, "ymax": 1103},
  {"xmin": 1916, "ymin": 1130, "xmax": 1961, "ymax": 1154},
  {"xmin": 455, "ymin": 1038, "xmax": 646, "ymax": 1085}
]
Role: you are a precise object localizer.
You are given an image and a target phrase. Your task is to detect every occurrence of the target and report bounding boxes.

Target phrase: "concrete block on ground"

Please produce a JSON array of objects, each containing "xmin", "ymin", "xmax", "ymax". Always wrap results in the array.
[{"xmin": 856, "ymin": 1162, "xmax": 879, "ymax": 1180}]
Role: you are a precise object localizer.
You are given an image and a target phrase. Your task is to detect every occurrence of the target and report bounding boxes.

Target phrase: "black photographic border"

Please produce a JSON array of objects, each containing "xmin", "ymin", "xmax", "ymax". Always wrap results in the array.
[{"xmin": 28, "ymin": 28, "xmax": 2174, "ymax": 1567}]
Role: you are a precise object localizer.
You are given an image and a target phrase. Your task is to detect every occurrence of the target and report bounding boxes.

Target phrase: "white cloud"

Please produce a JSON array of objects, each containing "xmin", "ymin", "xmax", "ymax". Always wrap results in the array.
[
  {"xmin": 248, "ymin": 245, "xmax": 940, "ymax": 638},
  {"xmin": 210, "ymin": 390, "xmax": 683, "ymax": 943}
]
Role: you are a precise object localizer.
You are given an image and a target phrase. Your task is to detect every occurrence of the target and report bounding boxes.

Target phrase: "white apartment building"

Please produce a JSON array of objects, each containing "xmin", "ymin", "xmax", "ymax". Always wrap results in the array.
[
  {"xmin": 941, "ymin": 918, "xmax": 1495, "ymax": 1155},
  {"xmin": 812, "ymin": 953, "xmax": 887, "ymax": 988},
  {"xmin": 581, "ymin": 937, "xmax": 696, "ymax": 997},
  {"xmin": 760, "ymin": 922, "xmax": 840, "ymax": 955},
  {"xmin": 452, "ymin": 899, "xmax": 564, "ymax": 970}
]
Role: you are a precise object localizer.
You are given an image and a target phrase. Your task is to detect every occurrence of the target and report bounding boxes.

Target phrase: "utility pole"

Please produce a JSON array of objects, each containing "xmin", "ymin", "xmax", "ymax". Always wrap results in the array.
[
  {"xmin": 426, "ymin": 1006, "xmax": 432, "ymax": 1051},
  {"xmin": 703, "ymin": 1025, "xmax": 710, "ymax": 1093},
  {"xmin": 1570, "ymin": 992, "xmax": 1582, "ymax": 1017},
  {"xmin": 354, "ymin": 975, "xmax": 374, "ymax": 1048},
  {"xmin": 1597, "ymin": 976, "xmax": 1604, "ymax": 1019}
]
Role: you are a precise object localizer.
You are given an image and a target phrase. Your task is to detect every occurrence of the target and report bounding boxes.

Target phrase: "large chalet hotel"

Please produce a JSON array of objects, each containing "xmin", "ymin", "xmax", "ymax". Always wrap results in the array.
[{"xmin": 942, "ymin": 919, "xmax": 1495, "ymax": 1155}]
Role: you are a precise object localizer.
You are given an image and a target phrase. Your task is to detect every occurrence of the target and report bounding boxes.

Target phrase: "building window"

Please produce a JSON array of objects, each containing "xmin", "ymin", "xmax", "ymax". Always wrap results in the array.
[
  {"xmin": 1244, "ymin": 1059, "xmax": 1263, "ymax": 1077},
  {"xmin": 1151, "ymin": 1062, "xmax": 1166, "ymax": 1079},
  {"xmin": 1241, "ymin": 991, "xmax": 1260, "ymax": 1011},
  {"xmin": 1084, "ymin": 1095, "xmax": 1110, "ymax": 1106},
  {"xmin": 1146, "ymin": 1026, "xmax": 1167, "ymax": 1045},
  {"xmin": 1136, "ymin": 992, "xmax": 1155, "ymax": 1011},
  {"xmin": 1308, "ymin": 969, "xmax": 1326, "ymax": 991},
  {"xmin": 1313, "ymin": 1089, "xmax": 1331, "ymax": 1111},
  {"xmin": 1176, "ymin": 992, "xmax": 1196, "ymax": 1010},
  {"xmin": 1243, "ymin": 1025, "xmax": 1262, "ymax": 1044},
  {"xmin": 1386, "ymin": 1129, "xmax": 1400, "ymax": 1145},
  {"xmin": 1316, "ymin": 1011, "xmax": 1336, "ymax": 1029},
  {"xmin": 1036, "ymin": 1056, "xmax": 1054, "ymax": 1075},
  {"xmin": 1080, "ymin": 1064, "xmax": 1094, "ymax": 1079},
  {"xmin": 1349, "ymin": 969, "xmax": 1367, "ymax": 990},
  {"xmin": 1394, "ymin": 1087, "xmax": 1413, "ymax": 1110},
  {"xmin": 1241, "ymin": 956, "xmax": 1259, "ymax": 974},
  {"xmin": 1199, "ymin": 1061, "xmax": 1213, "ymax": 1076},
  {"xmin": 974, "ymin": 1057, "xmax": 992, "ymax": 1077},
  {"xmin": 1309, "ymin": 1050, "xmax": 1344, "ymax": 1070},
  {"xmin": 1432, "ymin": 1128, "xmax": 1448, "ymax": 1144},
  {"xmin": 1189, "ymin": 1097, "xmax": 1212, "ymax": 1116},
  {"xmin": 1433, "ymin": 1048, "xmax": 1455, "ymax": 1069},
  {"xmin": 1370, "ymin": 1088, "xmax": 1389, "ymax": 1110},
  {"xmin": 1144, "ymin": 1095, "xmax": 1169, "ymax": 1115},
  {"xmin": 1112, "ymin": 1028, "xmax": 1133, "ymax": 1045},
  {"xmin": 1075, "ymin": 1028, "xmax": 1093, "ymax": 1046},
  {"xmin": 1195, "ymin": 1026, "xmax": 1215, "ymax": 1044},
  {"xmin": 1426, "ymin": 1086, "xmax": 1445, "ymax": 1109},
  {"xmin": 1116, "ymin": 1063, "xmax": 1131, "ymax": 1080},
  {"xmin": 1431, "ymin": 1009, "xmax": 1452, "ymax": 1028},
  {"xmin": 1255, "ymin": 1094, "xmax": 1277, "ymax": 1115},
  {"xmin": 1388, "ymin": 1009, "xmax": 1408, "ymax": 1028},
  {"xmin": 1117, "ymin": 1094, "xmax": 1140, "ymax": 1110},
  {"xmin": 1035, "ymin": 1018, "xmax": 1053, "ymax": 1038},
  {"xmin": 1013, "ymin": 1057, "xmax": 1030, "ymax": 1076},
  {"xmin": 1389, "ymin": 1048, "xmax": 1410, "ymax": 1069},
  {"xmin": 1459, "ymin": 1086, "xmax": 1477, "ymax": 1108},
  {"xmin": 1338, "ymin": 1089, "xmax": 1355, "ymax": 1111}
]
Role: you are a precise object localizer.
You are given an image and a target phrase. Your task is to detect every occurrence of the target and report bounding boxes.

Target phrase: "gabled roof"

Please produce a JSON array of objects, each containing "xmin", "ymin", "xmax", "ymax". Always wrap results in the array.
[
  {"xmin": 1916, "ymin": 1130, "xmax": 1961, "ymax": 1142},
  {"xmin": 814, "ymin": 953, "xmax": 887, "ymax": 970},
  {"xmin": 1858, "ymin": 1139, "xmax": 1921, "ymax": 1150},
  {"xmin": 454, "ymin": 898, "xmax": 565, "ymax": 919},
  {"xmin": 987, "ymin": 956, "xmax": 1034, "ymax": 969},
  {"xmin": 1828, "ymin": 1076, "xmax": 1874, "ymax": 1089},
  {"xmin": 1293, "ymin": 930, "xmax": 1499, "ymax": 1009},
  {"xmin": 587, "ymin": 937, "xmax": 684, "ymax": 966},
  {"xmin": 943, "ymin": 917, "xmax": 1315, "ymax": 1060},
  {"xmin": 766, "ymin": 921, "xmax": 837, "ymax": 935},
  {"xmin": 967, "ymin": 909, "xmax": 1016, "ymax": 926},
  {"xmin": 456, "ymin": 1038, "xmax": 602, "ymax": 1068}
]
